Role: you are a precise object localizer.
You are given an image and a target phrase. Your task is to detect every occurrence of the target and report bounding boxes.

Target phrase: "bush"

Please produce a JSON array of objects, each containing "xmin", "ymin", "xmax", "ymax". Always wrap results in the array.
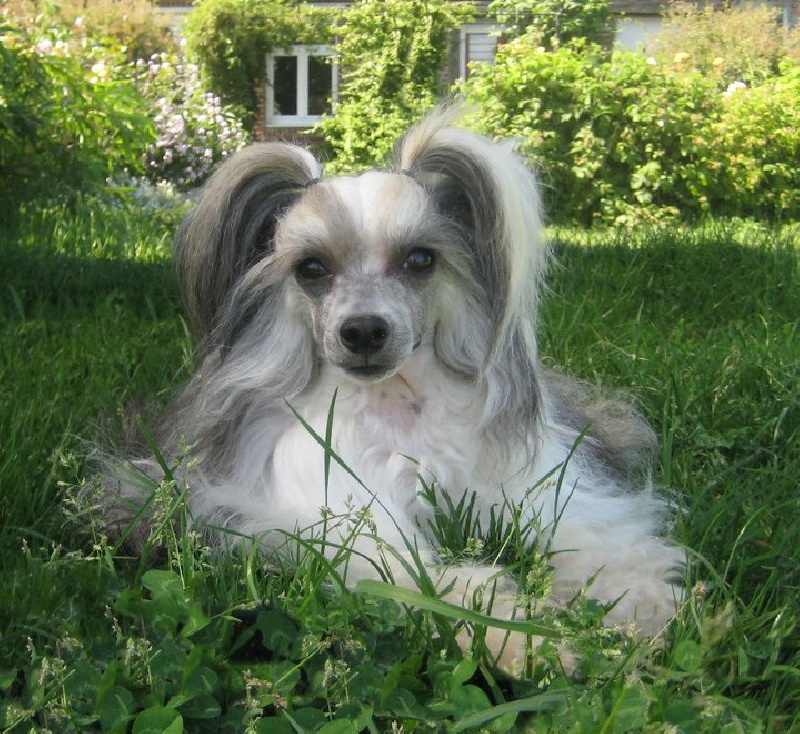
[
  {"xmin": 0, "ymin": 24, "xmax": 154, "ymax": 224},
  {"xmin": 462, "ymin": 41, "xmax": 717, "ymax": 224},
  {"xmin": 3, "ymin": 0, "xmax": 177, "ymax": 62},
  {"xmin": 709, "ymin": 63, "xmax": 800, "ymax": 219},
  {"xmin": 462, "ymin": 39, "xmax": 800, "ymax": 225},
  {"xmin": 314, "ymin": 0, "xmax": 472, "ymax": 172},
  {"xmin": 135, "ymin": 52, "xmax": 250, "ymax": 190},
  {"xmin": 653, "ymin": 1, "xmax": 800, "ymax": 88}
]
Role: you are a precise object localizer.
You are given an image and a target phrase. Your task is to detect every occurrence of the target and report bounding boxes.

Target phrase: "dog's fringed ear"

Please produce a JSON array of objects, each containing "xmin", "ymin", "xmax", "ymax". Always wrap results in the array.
[
  {"xmin": 175, "ymin": 143, "xmax": 320, "ymax": 340},
  {"xmin": 394, "ymin": 107, "xmax": 549, "ymax": 359}
]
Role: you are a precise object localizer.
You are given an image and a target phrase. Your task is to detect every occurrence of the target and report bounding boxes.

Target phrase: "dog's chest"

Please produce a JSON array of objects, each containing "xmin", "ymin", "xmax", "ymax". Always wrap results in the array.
[{"xmin": 273, "ymin": 372, "xmax": 484, "ymax": 512}]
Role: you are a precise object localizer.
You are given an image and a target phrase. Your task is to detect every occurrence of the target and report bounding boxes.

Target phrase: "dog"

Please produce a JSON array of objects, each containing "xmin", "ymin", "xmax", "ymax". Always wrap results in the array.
[{"xmin": 105, "ymin": 107, "xmax": 684, "ymax": 673}]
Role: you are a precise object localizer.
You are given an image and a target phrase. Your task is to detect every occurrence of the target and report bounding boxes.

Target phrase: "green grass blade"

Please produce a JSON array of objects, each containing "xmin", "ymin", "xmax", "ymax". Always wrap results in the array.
[
  {"xmin": 450, "ymin": 691, "xmax": 568, "ymax": 731},
  {"xmin": 355, "ymin": 579, "xmax": 561, "ymax": 638},
  {"xmin": 323, "ymin": 388, "xmax": 338, "ymax": 504}
]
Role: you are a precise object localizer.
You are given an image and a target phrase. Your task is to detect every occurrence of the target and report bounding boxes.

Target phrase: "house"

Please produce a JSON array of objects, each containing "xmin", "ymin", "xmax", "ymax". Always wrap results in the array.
[{"xmin": 156, "ymin": 0, "xmax": 798, "ymax": 138}]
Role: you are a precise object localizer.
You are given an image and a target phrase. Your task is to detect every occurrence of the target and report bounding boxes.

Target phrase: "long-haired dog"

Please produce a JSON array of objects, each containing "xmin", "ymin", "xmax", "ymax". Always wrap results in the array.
[{"xmin": 106, "ymin": 107, "xmax": 684, "ymax": 672}]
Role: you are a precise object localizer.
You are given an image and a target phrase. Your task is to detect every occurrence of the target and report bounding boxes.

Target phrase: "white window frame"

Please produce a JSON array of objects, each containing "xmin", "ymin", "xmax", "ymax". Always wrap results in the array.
[{"xmin": 265, "ymin": 45, "xmax": 337, "ymax": 128}]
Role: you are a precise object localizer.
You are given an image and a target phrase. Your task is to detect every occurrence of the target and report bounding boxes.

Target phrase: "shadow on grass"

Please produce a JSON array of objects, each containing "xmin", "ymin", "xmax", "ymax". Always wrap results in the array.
[
  {"xmin": 0, "ymin": 224, "xmax": 796, "ymax": 565},
  {"xmin": 549, "ymin": 231, "xmax": 798, "ymax": 327},
  {"xmin": 1, "ymin": 240, "xmax": 180, "ymax": 321},
  {"xmin": 0, "ymin": 241, "xmax": 186, "ymax": 543}
]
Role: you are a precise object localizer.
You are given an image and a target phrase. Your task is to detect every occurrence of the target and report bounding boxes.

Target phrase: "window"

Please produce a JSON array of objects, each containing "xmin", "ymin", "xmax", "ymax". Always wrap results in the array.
[
  {"xmin": 266, "ymin": 45, "xmax": 337, "ymax": 127},
  {"xmin": 459, "ymin": 24, "xmax": 499, "ymax": 80}
]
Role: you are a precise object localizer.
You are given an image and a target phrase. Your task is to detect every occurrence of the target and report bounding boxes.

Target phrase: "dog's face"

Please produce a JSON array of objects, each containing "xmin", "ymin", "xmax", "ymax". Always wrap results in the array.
[
  {"xmin": 275, "ymin": 172, "xmax": 459, "ymax": 383},
  {"xmin": 175, "ymin": 114, "xmax": 547, "ymax": 404}
]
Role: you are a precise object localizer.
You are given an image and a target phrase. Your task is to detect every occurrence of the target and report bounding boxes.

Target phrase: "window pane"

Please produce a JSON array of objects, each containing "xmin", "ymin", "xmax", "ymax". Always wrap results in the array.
[
  {"xmin": 307, "ymin": 55, "xmax": 332, "ymax": 116},
  {"xmin": 273, "ymin": 56, "xmax": 297, "ymax": 115},
  {"xmin": 465, "ymin": 32, "xmax": 497, "ymax": 78}
]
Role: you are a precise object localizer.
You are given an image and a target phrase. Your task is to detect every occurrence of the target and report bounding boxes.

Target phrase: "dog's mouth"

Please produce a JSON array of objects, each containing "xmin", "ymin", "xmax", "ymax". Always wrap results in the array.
[
  {"xmin": 342, "ymin": 364, "xmax": 395, "ymax": 381},
  {"xmin": 333, "ymin": 341, "xmax": 421, "ymax": 383}
]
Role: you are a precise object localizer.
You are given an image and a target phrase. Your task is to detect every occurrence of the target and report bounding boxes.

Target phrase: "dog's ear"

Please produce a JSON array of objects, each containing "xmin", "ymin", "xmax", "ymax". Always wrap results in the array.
[
  {"xmin": 175, "ymin": 143, "xmax": 320, "ymax": 340},
  {"xmin": 394, "ymin": 107, "xmax": 549, "ymax": 358}
]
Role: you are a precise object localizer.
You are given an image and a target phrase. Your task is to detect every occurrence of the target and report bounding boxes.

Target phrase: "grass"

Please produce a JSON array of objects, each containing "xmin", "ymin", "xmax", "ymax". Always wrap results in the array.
[{"xmin": 0, "ymin": 200, "xmax": 797, "ymax": 732}]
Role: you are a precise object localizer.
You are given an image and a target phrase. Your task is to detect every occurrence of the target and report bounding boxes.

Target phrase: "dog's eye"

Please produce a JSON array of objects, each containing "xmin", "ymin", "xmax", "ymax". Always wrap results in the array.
[
  {"xmin": 403, "ymin": 248, "xmax": 435, "ymax": 273},
  {"xmin": 295, "ymin": 257, "xmax": 331, "ymax": 281}
]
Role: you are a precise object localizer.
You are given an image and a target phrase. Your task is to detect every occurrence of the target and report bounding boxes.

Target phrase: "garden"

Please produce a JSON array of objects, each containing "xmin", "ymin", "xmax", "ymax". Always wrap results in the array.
[{"xmin": 0, "ymin": 0, "xmax": 798, "ymax": 731}]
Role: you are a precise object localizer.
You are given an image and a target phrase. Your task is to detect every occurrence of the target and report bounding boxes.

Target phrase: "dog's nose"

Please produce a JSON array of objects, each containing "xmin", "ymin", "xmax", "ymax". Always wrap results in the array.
[{"xmin": 339, "ymin": 315, "xmax": 390, "ymax": 355}]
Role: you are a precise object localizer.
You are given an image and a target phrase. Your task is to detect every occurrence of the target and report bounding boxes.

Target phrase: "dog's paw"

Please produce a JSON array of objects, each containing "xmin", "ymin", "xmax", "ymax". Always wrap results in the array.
[
  {"xmin": 598, "ymin": 579, "xmax": 684, "ymax": 639},
  {"xmin": 451, "ymin": 590, "xmax": 576, "ymax": 678},
  {"xmin": 491, "ymin": 628, "xmax": 577, "ymax": 678}
]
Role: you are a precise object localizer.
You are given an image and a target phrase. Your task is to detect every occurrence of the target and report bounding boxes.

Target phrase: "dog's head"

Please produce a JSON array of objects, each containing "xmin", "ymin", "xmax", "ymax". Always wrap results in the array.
[
  {"xmin": 273, "ymin": 171, "xmax": 453, "ymax": 381},
  {"xmin": 176, "ymin": 107, "xmax": 548, "ymax": 396}
]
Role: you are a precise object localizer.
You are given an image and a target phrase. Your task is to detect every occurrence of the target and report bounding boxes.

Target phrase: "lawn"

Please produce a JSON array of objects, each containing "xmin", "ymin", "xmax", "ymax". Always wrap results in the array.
[{"xmin": 0, "ymin": 200, "xmax": 797, "ymax": 731}]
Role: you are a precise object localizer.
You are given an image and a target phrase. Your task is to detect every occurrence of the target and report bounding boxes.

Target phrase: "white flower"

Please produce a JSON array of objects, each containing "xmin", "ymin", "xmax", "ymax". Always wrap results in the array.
[{"xmin": 724, "ymin": 81, "xmax": 747, "ymax": 96}]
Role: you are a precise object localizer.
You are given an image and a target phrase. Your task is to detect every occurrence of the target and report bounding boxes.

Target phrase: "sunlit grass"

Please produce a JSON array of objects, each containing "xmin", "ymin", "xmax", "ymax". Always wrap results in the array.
[{"xmin": 0, "ymin": 205, "xmax": 797, "ymax": 730}]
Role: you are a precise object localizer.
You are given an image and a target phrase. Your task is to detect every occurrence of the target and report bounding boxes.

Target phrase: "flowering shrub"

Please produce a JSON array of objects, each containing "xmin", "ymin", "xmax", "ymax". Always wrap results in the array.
[
  {"xmin": 4, "ymin": 0, "xmax": 176, "ymax": 62},
  {"xmin": 135, "ymin": 53, "xmax": 249, "ymax": 190},
  {"xmin": 654, "ymin": 2, "xmax": 800, "ymax": 89},
  {"xmin": 462, "ymin": 39, "xmax": 800, "ymax": 224}
]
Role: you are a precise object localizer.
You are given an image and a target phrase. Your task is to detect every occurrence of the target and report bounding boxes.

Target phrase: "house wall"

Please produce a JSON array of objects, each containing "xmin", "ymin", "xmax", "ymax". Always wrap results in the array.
[{"xmin": 615, "ymin": 16, "xmax": 664, "ymax": 49}]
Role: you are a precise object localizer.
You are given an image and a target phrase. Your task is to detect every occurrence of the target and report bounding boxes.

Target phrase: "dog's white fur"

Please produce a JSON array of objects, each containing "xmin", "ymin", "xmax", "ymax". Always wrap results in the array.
[{"xmin": 106, "ymin": 108, "xmax": 684, "ymax": 672}]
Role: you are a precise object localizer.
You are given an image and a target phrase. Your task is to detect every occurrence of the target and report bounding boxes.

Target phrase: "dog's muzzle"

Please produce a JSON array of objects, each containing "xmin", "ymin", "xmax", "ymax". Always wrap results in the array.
[
  {"xmin": 337, "ymin": 314, "xmax": 391, "ymax": 378},
  {"xmin": 339, "ymin": 315, "xmax": 390, "ymax": 356},
  {"xmin": 335, "ymin": 314, "xmax": 401, "ymax": 380}
]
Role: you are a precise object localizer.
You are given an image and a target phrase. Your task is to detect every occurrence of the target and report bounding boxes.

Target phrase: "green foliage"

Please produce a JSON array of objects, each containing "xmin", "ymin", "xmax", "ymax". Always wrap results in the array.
[
  {"xmin": 0, "ymin": 24, "xmax": 155, "ymax": 224},
  {"xmin": 135, "ymin": 52, "xmax": 250, "ymax": 190},
  {"xmin": 654, "ymin": 1, "xmax": 800, "ymax": 88},
  {"xmin": 708, "ymin": 64, "xmax": 800, "ymax": 219},
  {"xmin": 462, "ymin": 41, "xmax": 800, "ymax": 224},
  {"xmin": 488, "ymin": 0, "xmax": 611, "ymax": 47},
  {"xmin": 1, "ymin": 204, "xmax": 798, "ymax": 730},
  {"xmin": 314, "ymin": 0, "xmax": 473, "ymax": 172},
  {"xmin": 3, "ymin": 0, "xmax": 177, "ymax": 62},
  {"xmin": 462, "ymin": 42, "xmax": 715, "ymax": 225},
  {"xmin": 184, "ymin": 0, "xmax": 333, "ymax": 130}
]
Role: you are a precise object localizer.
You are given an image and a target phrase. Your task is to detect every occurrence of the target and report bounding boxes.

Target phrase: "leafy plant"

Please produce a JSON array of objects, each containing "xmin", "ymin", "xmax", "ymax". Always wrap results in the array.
[
  {"xmin": 0, "ymin": 24, "xmax": 154, "ymax": 224},
  {"xmin": 488, "ymin": 0, "xmax": 612, "ymax": 48},
  {"xmin": 462, "ymin": 42, "xmax": 714, "ymax": 224},
  {"xmin": 135, "ymin": 52, "xmax": 250, "ymax": 190},
  {"xmin": 462, "ymin": 41, "xmax": 800, "ymax": 224},
  {"xmin": 708, "ymin": 63, "xmax": 800, "ymax": 219},
  {"xmin": 314, "ymin": 0, "xmax": 473, "ymax": 172},
  {"xmin": 2, "ymin": 0, "xmax": 177, "ymax": 62},
  {"xmin": 184, "ymin": 0, "xmax": 333, "ymax": 131}
]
